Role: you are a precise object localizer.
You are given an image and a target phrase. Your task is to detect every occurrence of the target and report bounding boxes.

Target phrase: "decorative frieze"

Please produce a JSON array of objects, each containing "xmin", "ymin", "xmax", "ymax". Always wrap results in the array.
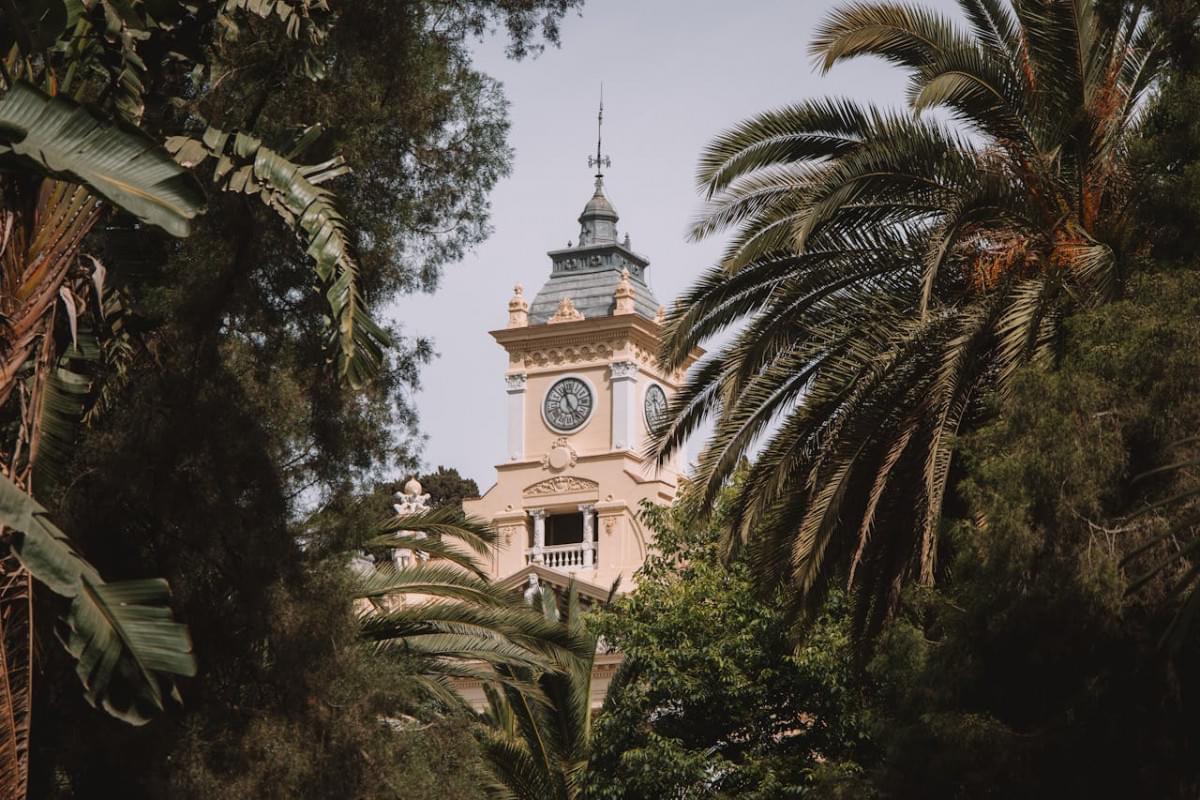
[{"xmin": 523, "ymin": 476, "xmax": 599, "ymax": 498}]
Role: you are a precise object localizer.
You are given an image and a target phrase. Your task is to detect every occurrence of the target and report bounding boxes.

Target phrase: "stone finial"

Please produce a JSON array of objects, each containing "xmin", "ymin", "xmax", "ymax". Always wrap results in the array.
[
  {"xmin": 548, "ymin": 296, "xmax": 584, "ymax": 324},
  {"xmin": 614, "ymin": 267, "xmax": 636, "ymax": 315},
  {"xmin": 508, "ymin": 283, "xmax": 529, "ymax": 328},
  {"xmin": 392, "ymin": 476, "xmax": 431, "ymax": 516},
  {"xmin": 655, "ymin": 304, "xmax": 667, "ymax": 325}
]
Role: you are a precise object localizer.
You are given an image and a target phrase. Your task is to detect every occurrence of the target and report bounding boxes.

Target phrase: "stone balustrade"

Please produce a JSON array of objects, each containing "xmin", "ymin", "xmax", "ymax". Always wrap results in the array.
[{"xmin": 527, "ymin": 542, "xmax": 593, "ymax": 570}]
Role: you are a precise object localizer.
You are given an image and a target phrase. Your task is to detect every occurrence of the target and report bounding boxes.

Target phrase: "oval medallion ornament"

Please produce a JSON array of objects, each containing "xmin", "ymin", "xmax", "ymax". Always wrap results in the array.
[
  {"xmin": 547, "ymin": 447, "xmax": 572, "ymax": 470},
  {"xmin": 544, "ymin": 377, "xmax": 593, "ymax": 432},
  {"xmin": 644, "ymin": 384, "xmax": 668, "ymax": 431}
]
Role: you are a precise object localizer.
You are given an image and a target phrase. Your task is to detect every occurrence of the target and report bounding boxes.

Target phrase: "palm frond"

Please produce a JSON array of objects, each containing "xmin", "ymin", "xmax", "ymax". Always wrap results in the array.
[
  {"xmin": 377, "ymin": 506, "xmax": 497, "ymax": 555},
  {"xmin": 810, "ymin": 2, "xmax": 969, "ymax": 74},
  {"xmin": 478, "ymin": 582, "xmax": 597, "ymax": 800},
  {"xmin": 663, "ymin": 0, "xmax": 1156, "ymax": 644}
]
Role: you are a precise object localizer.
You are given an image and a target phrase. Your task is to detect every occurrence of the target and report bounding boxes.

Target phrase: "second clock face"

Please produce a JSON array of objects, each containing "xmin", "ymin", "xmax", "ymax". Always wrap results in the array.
[
  {"xmin": 644, "ymin": 384, "xmax": 668, "ymax": 431},
  {"xmin": 544, "ymin": 377, "xmax": 593, "ymax": 432}
]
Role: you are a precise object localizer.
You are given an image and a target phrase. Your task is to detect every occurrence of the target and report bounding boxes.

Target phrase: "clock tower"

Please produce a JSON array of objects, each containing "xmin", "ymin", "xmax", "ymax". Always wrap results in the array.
[{"xmin": 463, "ymin": 168, "xmax": 695, "ymax": 594}]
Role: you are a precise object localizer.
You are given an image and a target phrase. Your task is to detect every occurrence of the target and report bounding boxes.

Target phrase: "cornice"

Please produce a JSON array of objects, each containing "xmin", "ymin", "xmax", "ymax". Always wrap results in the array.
[
  {"xmin": 497, "ymin": 448, "xmax": 652, "ymax": 472},
  {"xmin": 491, "ymin": 312, "xmax": 663, "ymax": 349},
  {"xmin": 492, "ymin": 451, "xmax": 679, "ymax": 491},
  {"xmin": 492, "ymin": 315, "xmax": 702, "ymax": 383}
]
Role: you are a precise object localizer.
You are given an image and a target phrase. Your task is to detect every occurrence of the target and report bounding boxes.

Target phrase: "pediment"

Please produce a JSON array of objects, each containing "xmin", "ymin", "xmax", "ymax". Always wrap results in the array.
[
  {"xmin": 522, "ymin": 475, "xmax": 599, "ymax": 499},
  {"xmin": 496, "ymin": 564, "xmax": 615, "ymax": 605}
]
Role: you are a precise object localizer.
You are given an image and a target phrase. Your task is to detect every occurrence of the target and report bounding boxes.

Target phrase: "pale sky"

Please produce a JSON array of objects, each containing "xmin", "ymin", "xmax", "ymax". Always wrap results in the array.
[{"xmin": 392, "ymin": 0, "xmax": 961, "ymax": 488}]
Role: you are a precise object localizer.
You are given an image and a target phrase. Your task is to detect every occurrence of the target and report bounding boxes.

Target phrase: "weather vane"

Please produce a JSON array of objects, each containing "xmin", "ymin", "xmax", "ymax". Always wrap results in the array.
[{"xmin": 588, "ymin": 84, "xmax": 611, "ymax": 179}]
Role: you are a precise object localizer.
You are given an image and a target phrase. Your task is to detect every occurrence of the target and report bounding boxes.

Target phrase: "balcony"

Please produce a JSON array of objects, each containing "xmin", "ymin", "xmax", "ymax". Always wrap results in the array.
[
  {"xmin": 524, "ymin": 505, "xmax": 598, "ymax": 574},
  {"xmin": 526, "ymin": 542, "xmax": 592, "ymax": 570}
]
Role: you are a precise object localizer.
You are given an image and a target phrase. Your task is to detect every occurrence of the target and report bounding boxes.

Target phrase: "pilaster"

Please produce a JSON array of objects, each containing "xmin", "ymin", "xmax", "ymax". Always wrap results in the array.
[
  {"xmin": 506, "ymin": 373, "xmax": 527, "ymax": 461},
  {"xmin": 610, "ymin": 360, "xmax": 638, "ymax": 451}
]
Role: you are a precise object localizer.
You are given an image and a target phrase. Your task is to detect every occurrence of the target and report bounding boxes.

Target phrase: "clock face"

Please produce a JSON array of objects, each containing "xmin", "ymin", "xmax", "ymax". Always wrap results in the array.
[
  {"xmin": 543, "ymin": 377, "xmax": 593, "ymax": 432},
  {"xmin": 644, "ymin": 384, "xmax": 668, "ymax": 431}
]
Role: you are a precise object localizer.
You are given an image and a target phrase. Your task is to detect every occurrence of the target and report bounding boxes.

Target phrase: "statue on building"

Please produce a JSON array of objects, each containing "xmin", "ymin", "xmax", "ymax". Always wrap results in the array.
[
  {"xmin": 392, "ymin": 476, "xmax": 431, "ymax": 568},
  {"xmin": 523, "ymin": 573, "xmax": 542, "ymax": 607}
]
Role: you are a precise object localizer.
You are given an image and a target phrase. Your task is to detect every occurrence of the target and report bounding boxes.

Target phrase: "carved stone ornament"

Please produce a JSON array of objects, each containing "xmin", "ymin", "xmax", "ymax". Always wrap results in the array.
[
  {"xmin": 610, "ymin": 360, "xmax": 638, "ymax": 380},
  {"xmin": 523, "ymin": 475, "xmax": 599, "ymax": 498},
  {"xmin": 548, "ymin": 296, "xmax": 584, "ymax": 324},
  {"xmin": 508, "ymin": 283, "xmax": 529, "ymax": 328},
  {"xmin": 541, "ymin": 437, "xmax": 578, "ymax": 471},
  {"xmin": 505, "ymin": 373, "xmax": 528, "ymax": 391},
  {"xmin": 603, "ymin": 517, "xmax": 617, "ymax": 537},
  {"xmin": 613, "ymin": 267, "xmax": 636, "ymax": 315}
]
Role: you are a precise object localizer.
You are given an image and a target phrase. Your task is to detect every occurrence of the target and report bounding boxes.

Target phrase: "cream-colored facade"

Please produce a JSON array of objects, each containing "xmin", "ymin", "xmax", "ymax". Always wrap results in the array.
[{"xmin": 464, "ymin": 175, "xmax": 694, "ymax": 593}]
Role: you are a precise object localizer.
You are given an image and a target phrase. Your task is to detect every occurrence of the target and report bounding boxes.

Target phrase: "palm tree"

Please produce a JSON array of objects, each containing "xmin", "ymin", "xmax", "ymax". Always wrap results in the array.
[
  {"xmin": 350, "ymin": 509, "xmax": 594, "ymax": 710},
  {"xmin": 0, "ymin": 2, "xmax": 389, "ymax": 794},
  {"xmin": 653, "ymin": 0, "xmax": 1163, "ymax": 639},
  {"xmin": 476, "ymin": 583, "xmax": 598, "ymax": 800}
]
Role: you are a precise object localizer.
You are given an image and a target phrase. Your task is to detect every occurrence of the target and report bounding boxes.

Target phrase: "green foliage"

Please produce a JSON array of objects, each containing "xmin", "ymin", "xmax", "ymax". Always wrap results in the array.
[
  {"xmin": 587, "ymin": 498, "xmax": 869, "ymax": 799},
  {"xmin": 350, "ymin": 509, "xmax": 594, "ymax": 712},
  {"xmin": 166, "ymin": 126, "xmax": 389, "ymax": 386},
  {"xmin": 826, "ymin": 271, "xmax": 1200, "ymax": 798},
  {"xmin": 479, "ymin": 584, "xmax": 598, "ymax": 800},
  {"xmin": 20, "ymin": 0, "xmax": 585, "ymax": 796},
  {"xmin": 418, "ymin": 466, "xmax": 481, "ymax": 510},
  {"xmin": 654, "ymin": 0, "xmax": 1163, "ymax": 643},
  {"xmin": 1128, "ymin": 1, "xmax": 1200, "ymax": 265}
]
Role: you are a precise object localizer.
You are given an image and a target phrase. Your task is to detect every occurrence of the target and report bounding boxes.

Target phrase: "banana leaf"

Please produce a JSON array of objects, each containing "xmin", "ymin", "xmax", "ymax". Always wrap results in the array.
[
  {"xmin": 0, "ymin": 82, "xmax": 205, "ymax": 237},
  {"xmin": 0, "ymin": 474, "xmax": 195, "ymax": 724}
]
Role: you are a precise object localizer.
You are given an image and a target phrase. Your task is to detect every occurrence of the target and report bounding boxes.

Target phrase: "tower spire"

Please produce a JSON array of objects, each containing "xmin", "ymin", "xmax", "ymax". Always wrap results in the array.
[{"xmin": 587, "ymin": 84, "xmax": 611, "ymax": 184}]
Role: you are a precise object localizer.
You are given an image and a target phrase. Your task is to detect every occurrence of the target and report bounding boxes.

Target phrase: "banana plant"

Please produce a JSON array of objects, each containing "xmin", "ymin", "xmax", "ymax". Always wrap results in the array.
[
  {"xmin": 0, "ymin": 123, "xmax": 200, "ymax": 795},
  {"xmin": 0, "ymin": 1, "xmax": 389, "ymax": 796}
]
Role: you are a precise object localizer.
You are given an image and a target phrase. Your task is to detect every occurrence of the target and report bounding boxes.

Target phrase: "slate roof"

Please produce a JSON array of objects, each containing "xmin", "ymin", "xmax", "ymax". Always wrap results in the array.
[
  {"xmin": 528, "ymin": 179, "xmax": 661, "ymax": 324},
  {"xmin": 529, "ymin": 253, "xmax": 660, "ymax": 323}
]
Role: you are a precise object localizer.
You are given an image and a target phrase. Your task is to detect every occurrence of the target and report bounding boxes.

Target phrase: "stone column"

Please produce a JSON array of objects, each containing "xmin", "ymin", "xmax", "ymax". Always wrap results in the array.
[
  {"xmin": 610, "ymin": 360, "xmax": 638, "ymax": 450},
  {"xmin": 506, "ymin": 373, "xmax": 527, "ymax": 461},
  {"xmin": 579, "ymin": 504, "xmax": 596, "ymax": 568},
  {"xmin": 529, "ymin": 508, "xmax": 546, "ymax": 564}
]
